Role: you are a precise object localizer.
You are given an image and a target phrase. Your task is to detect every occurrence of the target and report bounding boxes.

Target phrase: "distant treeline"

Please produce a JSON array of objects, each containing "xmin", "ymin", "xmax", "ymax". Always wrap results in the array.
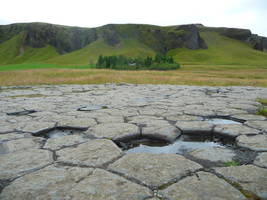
[{"xmin": 95, "ymin": 54, "xmax": 180, "ymax": 70}]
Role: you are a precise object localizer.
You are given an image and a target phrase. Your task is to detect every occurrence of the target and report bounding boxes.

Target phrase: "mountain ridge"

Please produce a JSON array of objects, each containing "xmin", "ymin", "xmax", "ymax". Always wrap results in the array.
[{"xmin": 0, "ymin": 22, "xmax": 267, "ymax": 65}]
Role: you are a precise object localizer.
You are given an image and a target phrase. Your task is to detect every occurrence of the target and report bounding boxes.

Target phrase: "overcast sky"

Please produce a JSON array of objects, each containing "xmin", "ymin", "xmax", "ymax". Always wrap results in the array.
[{"xmin": 1, "ymin": 0, "xmax": 266, "ymax": 36}]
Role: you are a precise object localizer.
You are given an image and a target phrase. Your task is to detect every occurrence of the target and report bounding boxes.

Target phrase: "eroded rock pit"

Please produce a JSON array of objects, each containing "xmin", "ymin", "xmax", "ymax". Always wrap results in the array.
[
  {"xmin": 32, "ymin": 127, "xmax": 87, "ymax": 139},
  {"xmin": 115, "ymin": 131, "xmax": 257, "ymax": 167}
]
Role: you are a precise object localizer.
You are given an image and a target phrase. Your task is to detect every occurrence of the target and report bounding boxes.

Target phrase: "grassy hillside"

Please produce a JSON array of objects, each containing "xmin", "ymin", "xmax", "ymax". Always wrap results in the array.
[
  {"xmin": 1, "ymin": 24, "xmax": 267, "ymax": 67},
  {"xmin": 47, "ymin": 39, "xmax": 155, "ymax": 65},
  {"xmin": 0, "ymin": 33, "xmax": 24, "ymax": 64},
  {"xmin": 0, "ymin": 33, "xmax": 59, "ymax": 64},
  {"xmin": 168, "ymin": 31, "xmax": 267, "ymax": 65}
]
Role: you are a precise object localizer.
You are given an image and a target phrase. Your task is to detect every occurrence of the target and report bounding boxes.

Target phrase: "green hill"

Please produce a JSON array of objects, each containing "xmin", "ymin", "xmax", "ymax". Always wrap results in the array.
[
  {"xmin": 0, "ymin": 22, "xmax": 267, "ymax": 67},
  {"xmin": 47, "ymin": 39, "xmax": 155, "ymax": 65},
  {"xmin": 0, "ymin": 32, "xmax": 59, "ymax": 64},
  {"xmin": 168, "ymin": 31, "xmax": 267, "ymax": 65}
]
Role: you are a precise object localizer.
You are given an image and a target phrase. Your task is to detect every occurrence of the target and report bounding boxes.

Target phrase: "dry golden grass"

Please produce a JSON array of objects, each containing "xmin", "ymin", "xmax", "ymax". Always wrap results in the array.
[{"xmin": 0, "ymin": 66, "xmax": 267, "ymax": 87}]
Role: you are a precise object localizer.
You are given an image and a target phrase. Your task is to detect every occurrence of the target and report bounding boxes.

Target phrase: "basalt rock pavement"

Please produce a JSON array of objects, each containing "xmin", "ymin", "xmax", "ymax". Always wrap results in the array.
[{"xmin": 0, "ymin": 84, "xmax": 267, "ymax": 200}]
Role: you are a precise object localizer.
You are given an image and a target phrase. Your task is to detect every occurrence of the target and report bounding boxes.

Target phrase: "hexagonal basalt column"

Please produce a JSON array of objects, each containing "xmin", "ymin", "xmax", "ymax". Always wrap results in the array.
[
  {"xmin": 0, "ymin": 149, "xmax": 53, "ymax": 180},
  {"xmin": 109, "ymin": 153, "xmax": 202, "ymax": 188},
  {"xmin": 0, "ymin": 165, "xmax": 94, "ymax": 200},
  {"xmin": 69, "ymin": 169, "xmax": 152, "ymax": 200},
  {"xmin": 175, "ymin": 121, "xmax": 214, "ymax": 134},
  {"xmin": 17, "ymin": 122, "xmax": 56, "ymax": 133},
  {"xmin": 236, "ymin": 135, "xmax": 267, "ymax": 151},
  {"xmin": 86, "ymin": 123, "xmax": 140, "ymax": 140},
  {"xmin": 161, "ymin": 172, "xmax": 245, "ymax": 200},
  {"xmin": 56, "ymin": 139, "xmax": 122, "ymax": 166},
  {"xmin": 0, "ymin": 137, "xmax": 44, "ymax": 154},
  {"xmin": 214, "ymin": 124, "xmax": 260, "ymax": 137},
  {"xmin": 215, "ymin": 165, "xmax": 267, "ymax": 200}
]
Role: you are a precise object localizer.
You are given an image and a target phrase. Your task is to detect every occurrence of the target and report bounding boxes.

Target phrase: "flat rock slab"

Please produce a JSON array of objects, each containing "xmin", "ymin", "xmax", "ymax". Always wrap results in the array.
[
  {"xmin": 57, "ymin": 117, "xmax": 97, "ymax": 128},
  {"xmin": 254, "ymin": 152, "xmax": 267, "ymax": 168},
  {"xmin": 0, "ymin": 137, "xmax": 44, "ymax": 154},
  {"xmin": 0, "ymin": 133, "xmax": 26, "ymax": 142},
  {"xmin": 215, "ymin": 165, "xmax": 267, "ymax": 199},
  {"xmin": 214, "ymin": 124, "xmax": 260, "ymax": 137},
  {"xmin": 17, "ymin": 122, "xmax": 56, "ymax": 133},
  {"xmin": 109, "ymin": 153, "xmax": 202, "ymax": 187},
  {"xmin": 57, "ymin": 139, "xmax": 122, "ymax": 166},
  {"xmin": 142, "ymin": 124, "xmax": 181, "ymax": 142},
  {"xmin": 1, "ymin": 84, "xmax": 267, "ymax": 199},
  {"xmin": 87, "ymin": 123, "xmax": 139, "ymax": 140},
  {"xmin": 245, "ymin": 120, "xmax": 267, "ymax": 132},
  {"xmin": 0, "ymin": 149, "xmax": 53, "ymax": 180},
  {"xmin": 0, "ymin": 165, "xmax": 94, "ymax": 200},
  {"xmin": 189, "ymin": 146, "xmax": 236, "ymax": 163},
  {"xmin": 69, "ymin": 169, "xmax": 152, "ymax": 200},
  {"xmin": 236, "ymin": 134, "xmax": 267, "ymax": 151},
  {"xmin": 44, "ymin": 135, "xmax": 88, "ymax": 150},
  {"xmin": 161, "ymin": 171, "xmax": 246, "ymax": 200},
  {"xmin": 175, "ymin": 121, "xmax": 214, "ymax": 133}
]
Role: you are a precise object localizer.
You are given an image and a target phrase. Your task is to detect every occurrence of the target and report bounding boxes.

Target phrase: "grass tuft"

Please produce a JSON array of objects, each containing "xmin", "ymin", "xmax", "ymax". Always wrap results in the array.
[{"xmin": 223, "ymin": 161, "xmax": 241, "ymax": 167}]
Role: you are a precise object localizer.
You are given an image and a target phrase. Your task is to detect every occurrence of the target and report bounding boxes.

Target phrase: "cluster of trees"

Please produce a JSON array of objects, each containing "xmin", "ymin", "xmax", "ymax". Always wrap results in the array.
[{"xmin": 96, "ymin": 54, "xmax": 180, "ymax": 70}]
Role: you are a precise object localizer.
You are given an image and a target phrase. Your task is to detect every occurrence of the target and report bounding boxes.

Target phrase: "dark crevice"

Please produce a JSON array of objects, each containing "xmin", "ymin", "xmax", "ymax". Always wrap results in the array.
[
  {"xmin": 204, "ymin": 115, "xmax": 246, "ymax": 123},
  {"xmin": 0, "ymin": 162, "xmax": 54, "ymax": 193},
  {"xmin": 41, "ymin": 140, "xmax": 90, "ymax": 152},
  {"xmin": 6, "ymin": 109, "xmax": 37, "ymax": 116},
  {"xmin": 157, "ymin": 168, "xmax": 204, "ymax": 190},
  {"xmin": 101, "ymin": 154, "xmax": 126, "ymax": 168},
  {"xmin": 0, "ymin": 179, "xmax": 12, "ymax": 194},
  {"xmin": 55, "ymin": 161, "xmax": 96, "ymax": 168},
  {"xmin": 103, "ymin": 168, "xmax": 154, "ymax": 190}
]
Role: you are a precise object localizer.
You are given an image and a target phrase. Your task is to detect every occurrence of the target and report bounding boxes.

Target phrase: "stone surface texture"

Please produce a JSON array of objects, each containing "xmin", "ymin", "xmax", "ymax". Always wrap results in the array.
[
  {"xmin": 109, "ymin": 153, "xmax": 202, "ymax": 187},
  {"xmin": 0, "ymin": 84, "xmax": 267, "ymax": 199},
  {"xmin": 161, "ymin": 171, "xmax": 246, "ymax": 200},
  {"xmin": 215, "ymin": 165, "xmax": 267, "ymax": 199},
  {"xmin": 56, "ymin": 139, "xmax": 122, "ymax": 166},
  {"xmin": 189, "ymin": 146, "xmax": 236, "ymax": 163}
]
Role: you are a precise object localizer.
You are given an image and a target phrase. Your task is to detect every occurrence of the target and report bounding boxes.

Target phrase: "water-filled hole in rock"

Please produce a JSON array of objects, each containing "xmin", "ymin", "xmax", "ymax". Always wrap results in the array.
[
  {"xmin": 117, "ymin": 133, "xmax": 235, "ymax": 155},
  {"xmin": 204, "ymin": 116, "xmax": 245, "ymax": 125}
]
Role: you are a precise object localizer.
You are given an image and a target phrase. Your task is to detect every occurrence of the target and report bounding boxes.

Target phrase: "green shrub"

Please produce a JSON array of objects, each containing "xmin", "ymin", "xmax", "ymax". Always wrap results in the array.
[{"xmin": 95, "ymin": 54, "xmax": 180, "ymax": 70}]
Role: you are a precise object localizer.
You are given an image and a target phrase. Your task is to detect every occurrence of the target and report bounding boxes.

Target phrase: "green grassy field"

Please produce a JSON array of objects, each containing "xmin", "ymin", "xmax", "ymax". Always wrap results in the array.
[
  {"xmin": 0, "ymin": 64, "xmax": 266, "ymax": 87},
  {"xmin": 0, "ymin": 63, "xmax": 93, "ymax": 71}
]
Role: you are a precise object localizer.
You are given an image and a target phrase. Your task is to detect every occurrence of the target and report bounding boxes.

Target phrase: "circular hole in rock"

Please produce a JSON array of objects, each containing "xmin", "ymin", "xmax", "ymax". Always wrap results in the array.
[{"xmin": 115, "ymin": 132, "xmax": 257, "ymax": 167}]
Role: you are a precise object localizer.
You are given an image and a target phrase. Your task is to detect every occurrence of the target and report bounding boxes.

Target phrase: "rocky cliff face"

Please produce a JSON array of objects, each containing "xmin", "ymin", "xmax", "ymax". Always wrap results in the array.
[
  {"xmin": 204, "ymin": 26, "xmax": 267, "ymax": 51},
  {"xmin": 0, "ymin": 23, "xmax": 97, "ymax": 54},
  {"xmin": 0, "ymin": 23, "xmax": 207, "ymax": 54},
  {"xmin": 0, "ymin": 22, "xmax": 266, "ymax": 54}
]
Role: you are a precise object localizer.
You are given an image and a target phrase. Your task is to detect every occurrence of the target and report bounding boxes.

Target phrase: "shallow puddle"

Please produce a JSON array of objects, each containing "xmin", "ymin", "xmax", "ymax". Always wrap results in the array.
[
  {"xmin": 122, "ymin": 134, "xmax": 228, "ymax": 155},
  {"xmin": 206, "ymin": 118, "xmax": 241, "ymax": 125},
  {"xmin": 126, "ymin": 140, "xmax": 221, "ymax": 154}
]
